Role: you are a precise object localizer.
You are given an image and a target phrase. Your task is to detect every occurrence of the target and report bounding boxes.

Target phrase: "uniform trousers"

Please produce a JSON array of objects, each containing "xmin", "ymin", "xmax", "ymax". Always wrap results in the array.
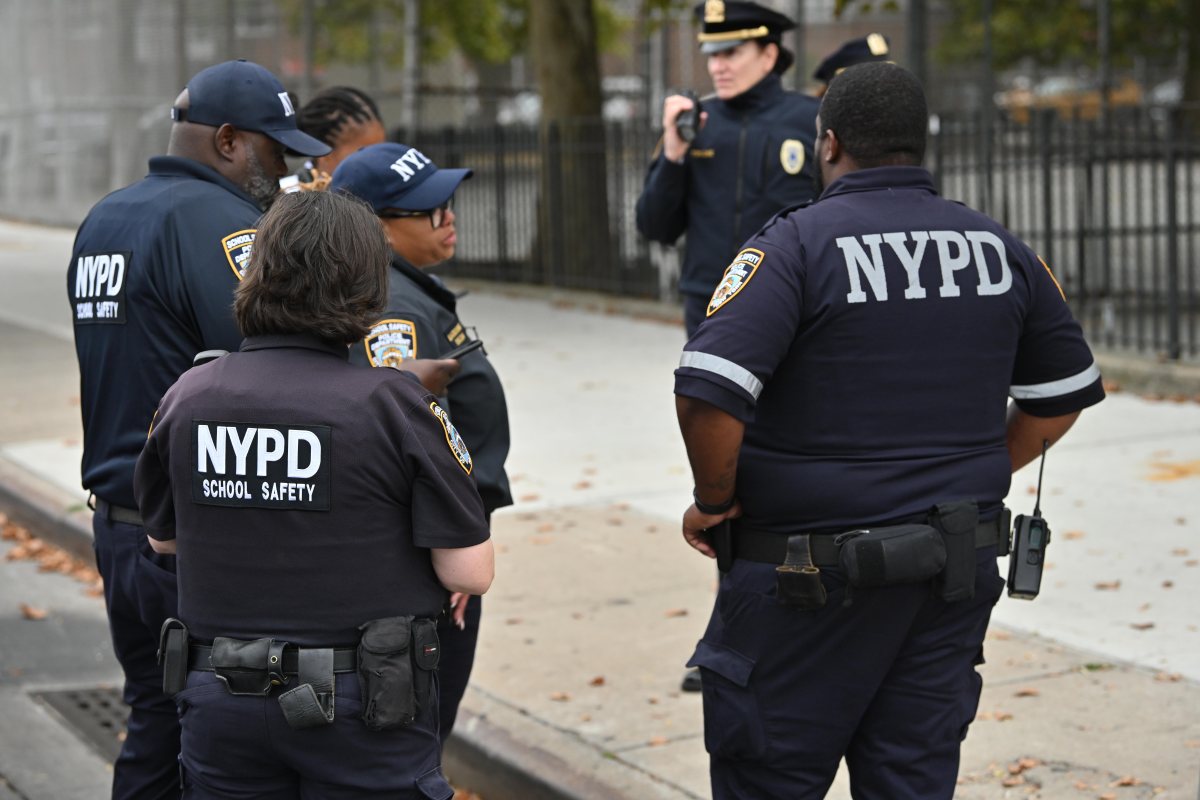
[
  {"xmin": 92, "ymin": 510, "xmax": 182, "ymax": 800},
  {"xmin": 688, "ymin": 548, "xmax": 1004, "ymax": 800},
  {"xmin": 175, "ymin": 671, "xmax": 452, "ymax": 799}
]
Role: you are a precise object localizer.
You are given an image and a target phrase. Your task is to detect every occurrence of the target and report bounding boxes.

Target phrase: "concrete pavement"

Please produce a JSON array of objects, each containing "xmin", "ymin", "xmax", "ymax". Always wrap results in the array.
[{"xmin": 1, "ymin": 216, "xmax": 1198, "ymax": 799}]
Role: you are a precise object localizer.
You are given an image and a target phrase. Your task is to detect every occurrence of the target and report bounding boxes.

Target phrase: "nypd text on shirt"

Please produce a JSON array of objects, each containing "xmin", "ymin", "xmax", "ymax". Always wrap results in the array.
[
  {"xmin": 836, "ymin": 231, "xmax": 1012, "ymax": 303},
  {"xmin": 72, "ymin": 250, "xmax": 129, "ymax": 324},
  {"xmin": 191, "ymin": 421, "xmax": 331, "ymax": 510}
]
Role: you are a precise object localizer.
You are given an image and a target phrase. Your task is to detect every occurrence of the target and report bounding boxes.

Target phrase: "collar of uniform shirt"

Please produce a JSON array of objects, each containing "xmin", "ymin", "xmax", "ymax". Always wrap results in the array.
[
  {"xmin": 148, "ymin": 155, "xmax": 261, "ymax": 209},
  {"xmin": 239, "ymin": 334, "xmax": 349, "ymax": 359},
  {"xmin": 819, "ymin": 165, "xmax": 935, "ymax": 201},
  {"xmin": 723, "ymin": 71, "xmax": 785, "ymax": 111}
]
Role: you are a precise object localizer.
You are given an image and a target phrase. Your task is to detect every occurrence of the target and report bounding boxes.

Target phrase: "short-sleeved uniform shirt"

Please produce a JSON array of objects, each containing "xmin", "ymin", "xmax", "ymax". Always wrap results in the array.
[
  {"xmin": 351, "ymin": 257, "xmax": 512, "ymax": 516},
  {"xmin": 674, "ymin": 167, "xmax": 1105, "ymax": 533},
  {"xmin": 133, "ymin": 335, "xmax": 491, "ymax": 646},
  {"xmin": 69, "ymin": 156, "xmax": 261, "ymax": 508},
  {"xmin": 636, "ymin": 73, "xmax": 820, "ymax": 298}
]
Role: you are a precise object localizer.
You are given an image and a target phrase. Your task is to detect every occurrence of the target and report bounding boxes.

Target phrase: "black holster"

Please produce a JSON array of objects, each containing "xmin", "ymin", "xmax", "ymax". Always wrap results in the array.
[
  {"xmin": 776, "ymin": 534, "xmax": 828, "ymax": 610},
  {"xmin": 931, "ymin": 500, "xmax": 979, "ymax": 602},
  {"xmin": 358, "ymin": 615, "xmax": 440, "ymax": 731},
  {"xmin": 157, "ymin": 618, "xmax": 189, "ymax": 697},
  {"xmin": 837, "ymin": 524, "xmax": 946, "ymax": 588},
  {"xmin": 210, "ymin": 636, "xmax": 287, "ymax": 697}
]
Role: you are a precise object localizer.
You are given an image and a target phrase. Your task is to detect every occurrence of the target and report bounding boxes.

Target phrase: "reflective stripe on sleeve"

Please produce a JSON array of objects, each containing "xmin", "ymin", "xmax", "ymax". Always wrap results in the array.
[
  {"xmin": 678, "ymin": 351, "xmax": 764, "ymax": 399},
  {"xmin": 1010, "ymin": 362, "xmax": 1101, "ymax": 400}
]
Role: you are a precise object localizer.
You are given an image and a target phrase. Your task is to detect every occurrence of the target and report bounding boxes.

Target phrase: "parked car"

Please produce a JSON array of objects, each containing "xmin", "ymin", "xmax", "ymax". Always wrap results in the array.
[{"xmin": 996, "ymin": 75, "xmax": 1142, "ymax": 124}]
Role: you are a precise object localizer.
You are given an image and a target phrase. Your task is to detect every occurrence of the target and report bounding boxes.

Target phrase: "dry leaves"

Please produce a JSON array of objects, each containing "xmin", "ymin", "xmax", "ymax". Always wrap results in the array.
[
  {"xmin": 1013, "ymin": 687, "xmax": 1041, "ymax": 698},
  {"xmin": 1162, "ymin": 580, "xmax": 1174, "ymax": 589},
  {"xmin": 1130, "ymin": 622, "xmax": 1156, "ymax": 631},
  {"xmin": 517, "ymin": 493, "xmax": 541, "ymax": 503},
  {"xmin": 647, "ymin": 736, "xmax": 669, "ymax": 747},
  {"xmin": 3, "ymin": 519, "xmax": 103, "ymax": 597},
  {"xmin": 1171, "ymin": 548, "xmax": 1190, "ymax": 557},
  {"xmin": 589, "ymin": 676, "xmax": 606, "ymax": 687},
  {"xmin": 572, "ymin": 481, "xmax": 592, "ymax": 490},
  {"xmin": 549, "ymin": 691, "xmax": 571, "ymax": 702},
  {"xmin": 663, "ymin": 608, "xmax": 689, "ymax": 618},
  {"xmin": 1094, "ymin": 580, "xmax": 1121, "ymax": 591},
  {"xmin": 1154, "ymin": 672, "xmax": 1182, "ymax": 683},
  {"xmin": 19, "ymin": 603, "xmax": 48, "ymax": 620},
  {"xmin": 1063, "ymin": 530, "xmax": 1086, "ymax": 540}
]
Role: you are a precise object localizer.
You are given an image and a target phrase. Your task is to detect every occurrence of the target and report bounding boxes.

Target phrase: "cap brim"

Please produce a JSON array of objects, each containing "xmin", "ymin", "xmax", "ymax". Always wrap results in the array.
[
  {"xmin": 700, "ymin": 39, "xmax": 743, "ymax": 54},
  {"xmin": 266, "ymin": 127, "xmax": 333, "ymax": 158},
  {"xmin": 383, "ymin": 168, "xmax": 474, "ymax": 211}
]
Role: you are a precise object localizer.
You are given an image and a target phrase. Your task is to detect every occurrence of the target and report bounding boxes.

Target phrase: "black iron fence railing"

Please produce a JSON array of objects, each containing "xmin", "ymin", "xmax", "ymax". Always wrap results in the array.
[{"xmin": 408, "ymin": 104, "xmax": 1200, "ymax": 362}]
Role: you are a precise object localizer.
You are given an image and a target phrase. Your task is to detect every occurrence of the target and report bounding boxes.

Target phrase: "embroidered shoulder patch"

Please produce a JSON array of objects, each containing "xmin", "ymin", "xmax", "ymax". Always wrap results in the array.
[
  {"xmin": 430, "ymin": 401, "xmax": 473, "ymax": 474},
  {"xmin": 364, "ymin": 319, "xmax": 418, "ymax": 367},
  {"xmin": 221, "ymin": 229, "xmax": 256, "ymax": 280},
  {"xmin": 780, "ymin": 140, "xmax": 805, "ymax": 175},
  {"xmin": 1037, "ymin": 256, "xmax": 1066, "ymax": 301},
  {"xmin": 707, "ymin": 248, "xmax": 764, "ymax": 316}
]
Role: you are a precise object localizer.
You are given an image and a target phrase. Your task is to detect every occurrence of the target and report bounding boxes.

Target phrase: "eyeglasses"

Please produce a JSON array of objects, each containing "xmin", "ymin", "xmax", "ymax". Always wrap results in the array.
[{"xmin": 379, "ymin": 198, "xmax": 454, "ymax": 230}]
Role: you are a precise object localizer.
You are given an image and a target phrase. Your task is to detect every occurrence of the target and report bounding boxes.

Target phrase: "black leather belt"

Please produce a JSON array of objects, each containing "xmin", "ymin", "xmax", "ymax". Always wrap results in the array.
[
  {"xmin": 734, "ymin": 516, "xmax": 1007, "ymax": 567},
  {"xmin": 189, "ymin": 644, "xmax": 358, "ymax": 674},
  {"xmin": 92, "ymin": 497, "xmax": 144, "ymax": 527}
]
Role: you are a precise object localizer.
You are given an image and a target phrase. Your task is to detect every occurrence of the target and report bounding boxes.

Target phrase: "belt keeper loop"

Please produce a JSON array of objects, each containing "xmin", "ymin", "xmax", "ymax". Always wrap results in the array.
[{"xmin": 267, "ymin": 640, "xmax": 288, "ymax": 686}]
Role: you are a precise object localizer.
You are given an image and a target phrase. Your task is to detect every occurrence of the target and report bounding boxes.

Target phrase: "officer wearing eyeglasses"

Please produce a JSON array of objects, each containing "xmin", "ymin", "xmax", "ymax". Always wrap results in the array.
[{"xmin": 329, "ymin": 142, "xmax": 512, "ymax": 745}]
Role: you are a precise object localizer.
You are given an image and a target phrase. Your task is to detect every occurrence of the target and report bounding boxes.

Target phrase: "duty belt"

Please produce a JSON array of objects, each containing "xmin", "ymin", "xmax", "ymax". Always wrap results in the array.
[
  {"xmin": 189, "ymin": 643, "xmax": 357, "ymax": 674},
  {"xmin": 91, "ymin": 496, "xmax": 144, "ymax": 527},
  {"xmin": 733, "ymin": 515, "xmax": 1008, "ymax": 568}
]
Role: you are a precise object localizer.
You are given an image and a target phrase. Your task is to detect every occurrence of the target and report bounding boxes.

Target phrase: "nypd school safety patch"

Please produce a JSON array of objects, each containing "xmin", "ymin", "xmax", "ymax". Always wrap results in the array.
[
  {"xmin": 71, "ymin": 250, "xmax": 129, "ymax": 325},
  {"xmin": 707, "ymin": 248, "xmax": 764, "ymax": 316},
  {"xmin": 364, "ymin": 319, "xmax": 418, "ymax": 367},
  {"xmin": 430, "ymin": 402, "xmax": 473, "ymax": 474},
  {"xmin": 780, "ymin": 139, "xmax": 805, "ymax": 175},
  {"xmin": 221, "ymin": 229, "xmax": 256, "ymax": 280},
  {"xmin": 191, "ymin": 420, "xmax": 331, "ymax": 510}
]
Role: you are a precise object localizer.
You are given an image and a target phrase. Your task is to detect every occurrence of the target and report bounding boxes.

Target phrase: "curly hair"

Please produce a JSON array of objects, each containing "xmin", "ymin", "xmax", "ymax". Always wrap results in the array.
[
  {"xmin": 235, "ymin": 191, "xmax": 389, "ymax": 344},
  {"xmin": 819, "ymin": 62, "xmax": 927, "ymax": 168},
  {"xmin": 297, "ymin": 86, "xmax": 382, "ymax": 148}
]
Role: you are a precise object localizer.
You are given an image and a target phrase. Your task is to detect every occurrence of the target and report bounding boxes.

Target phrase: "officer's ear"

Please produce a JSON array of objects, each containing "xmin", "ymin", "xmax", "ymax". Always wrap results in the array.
[
  {"xmin": 821, "ymin": 129, "xmax": 842, "ymax": 164},
  {"xmin": 213, "ymin": 123, "xmax": 241, "ymax": 164}
]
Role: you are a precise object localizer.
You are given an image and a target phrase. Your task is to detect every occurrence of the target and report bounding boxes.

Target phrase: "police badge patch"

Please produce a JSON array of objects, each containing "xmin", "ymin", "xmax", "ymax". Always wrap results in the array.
[
  {"xmin": 707, "ymin": 248, "xmax": 764, "ymax": 316},
  {"xmin": 221, "ymin": 229, "xmax": 256, "ymax": 280},
  {"xmin": 364, "ymin": 319, "xmax": 418, "ymax": 367},
  {"xmin": 780, "ymin": 139, "xmax": 805, "ymax": 175},
  {"xmin": 430, "ymin": 401, "xmax": 473, "ymax": 474}
]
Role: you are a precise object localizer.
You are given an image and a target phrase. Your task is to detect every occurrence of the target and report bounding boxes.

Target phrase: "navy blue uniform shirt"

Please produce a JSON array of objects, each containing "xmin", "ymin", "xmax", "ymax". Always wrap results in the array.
[
  {"xmin": 674, "ymin": 166, "xmax": 1105, "ymax": 532},
  {"xmin": 69, "ymin": 156, "xmax": 261, "ymax": 508},
  {"xmin": 133, "ymin": 335, "xmax": 491, "ymax": 646},
  {"xmin": 636, "ymin": 73, "xmax": 819, "ymax": 298}
]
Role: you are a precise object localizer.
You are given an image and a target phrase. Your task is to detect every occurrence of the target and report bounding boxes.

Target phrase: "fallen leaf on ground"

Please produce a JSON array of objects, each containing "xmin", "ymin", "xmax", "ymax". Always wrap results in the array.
[
  {"xmin": 1063, "ymin": 530, "xmax": 1085, "ymax": 540},
  {"xmin": 1172, "ymin": 548, "xmax": 1191, "ymax": 557},
  {"xmin": 527, "ymin": 536, "xmax": 554, "ymax": 545},
  {"xmin": 572, "ymin": 481, "xmax": 592, "ymax": 490},
  {"xmin": 1130, "ymin": 622, "xmax": 1155, "ymax": 631},
  {"xmin": 987, "ymin": 629, "xmax": 1012, "ymax": 640},
  {"xmin": 1154, "ymin": 672, "xmax": 1182, "ymax": 682},
  {"xmin": 1013, "ymin": 687, "xmax": 1041, "ymax": 698},
  {"xmin": 1184, "ymin": 739, "xmax": 1200, "ymax": 748},
  {"xmin": 1094, "ymin": 580, "xmax": 1121, "ymax": 591},
  {"xmin": 518, "ymin": 493, "xmax": 541, "ymax": 503},
  {"xmin": 504, "ymin": 617, "xmax": 522, "ymax": 626},
  {"xmin": 536, "ymin": 523, "xmax": 555, "ymax": 533},
  {"xmin": 589, "ymin": 676, "xmax": 606, "ymax": 687},
  {"xmin": 648, "ymin": 736, "xmax": 669, "ymax": 747},
  {"xmin": 1099, "ymin": 793, "xmax": 1117, "ymax": 800},
  {"xmin": 605, "ymin": 518, "xmax": 623, "ymax": 526},
  {"xmin": 994, "ymin": 711, "xmax": 1014, "ymax": 721},
  {"xmin": 1073, "ymin": 780, "xmax": 1093, "ymax": 790},
  {"xmin": 1110, "ymin": 775, "xmax": 1140, "ymax": 787},
  {"xmin": 19, "ymin": 603, "xmax": 48, "ymax": 620},
  {"xmin": 1138, "ymin": 603, "xmax": 1152, "ymax": 612},
  {"xmin": 647, "ymin": 696, "xmax": 659, "ymax": 704},
  {"xmin": 663, "ymin": 608, "xmax": 689, "ymax": 618},
  {"xmin": 549, "ymin": 691, "xmax": 570, "ymax": 702},
  {"xmin": 1186, "ymin": 560, "xmax": 1199, "ymax": 567},
  {"xmin": 579, "ymin": 713, "xmax": 591, "ymax": 722},
  {"xmin": 1162, "ymin": 580, "xmax": 1174, "ymax": 589},
  {"xmin": 1001, "ymin": 775, "xmax": 1025, "ymax": 786},
  {"xmin": 1176, "ymin": 517, "xmax": 1188, "ymax": 526},
  {"xmin": 582, "ymin": 467, "xmax": 597, "ymax": 476}
]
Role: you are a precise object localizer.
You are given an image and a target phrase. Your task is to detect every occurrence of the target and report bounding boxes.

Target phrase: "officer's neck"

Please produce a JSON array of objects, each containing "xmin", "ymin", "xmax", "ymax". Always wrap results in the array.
[{"xmin": 725, "ymin": 72, "xmax": 782, "ymax": 109}]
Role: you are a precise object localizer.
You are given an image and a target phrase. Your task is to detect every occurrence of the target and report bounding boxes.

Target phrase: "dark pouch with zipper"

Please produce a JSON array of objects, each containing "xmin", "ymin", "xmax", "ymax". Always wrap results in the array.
[
  {"xmin": 837, "ymin": 524, "xmax": 946, "ymax": 588},
  {"xmin": 931, "ymin": 501, "xmax": 979, "ymax": 602},
  {"xmin": 358, "ymin": 615, "xmax": 416, "ymax": 731},
  {"xmin": 157, "ymin": 618, "xmax": 189, "ymax": 697},
  {"xmin": 411, "ymin": 618, "xmax": 440, "ymax": 713},
  {"xmin": 211, "ymin": 636, "xmax": 285, "ymax": 696}
]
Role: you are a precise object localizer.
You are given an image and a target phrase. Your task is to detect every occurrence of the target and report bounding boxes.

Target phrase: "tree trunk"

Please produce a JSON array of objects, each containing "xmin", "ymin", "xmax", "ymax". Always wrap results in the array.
[
  {"xmin": 1183, "ymin": 0, "xmax": 1200, "ymax": 134},
  {"xmin": 528, "ymin": 0, "xmax": 612, "ymax": 288}
]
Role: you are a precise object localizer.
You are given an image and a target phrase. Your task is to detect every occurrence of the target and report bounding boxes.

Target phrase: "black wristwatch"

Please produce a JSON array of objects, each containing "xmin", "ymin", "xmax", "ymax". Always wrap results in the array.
[{"xmin": 693, "ymin": 489, "xmax": 735, "ymax": 516}]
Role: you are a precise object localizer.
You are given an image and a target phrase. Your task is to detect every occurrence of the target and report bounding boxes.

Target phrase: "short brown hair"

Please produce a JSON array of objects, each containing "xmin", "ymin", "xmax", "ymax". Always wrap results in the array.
[{"xmin": 235, "ymin": 191, "xmax": 390, "ymax": 343}]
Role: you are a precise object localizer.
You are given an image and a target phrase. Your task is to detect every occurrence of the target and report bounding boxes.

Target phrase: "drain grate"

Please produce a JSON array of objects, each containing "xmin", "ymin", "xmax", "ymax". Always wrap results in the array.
[{"xmin": 30, "ymin": 686, "xmax": 127, "ymax": 761}]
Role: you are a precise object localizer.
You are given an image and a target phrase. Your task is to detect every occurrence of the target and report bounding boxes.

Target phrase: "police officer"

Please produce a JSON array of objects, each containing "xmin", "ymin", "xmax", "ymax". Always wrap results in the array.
[
  {"xmin": 67, "ymin": 60, "xmax": 330, "ymax": 799},
  {"xmin": 289, "ymin": 86, "xmax": 388, "ymax": 191},
  {"xmin": 674, "ymin": 63, "xmax": 1105, "ymax": 799},
  {"xmin": 133, "ymin": 190, "xmax": 494, "ymax": 798},
  {"xmin": 330, "ymin": 142, "xmax": 513, "ymax": 743},
  {"xmin": 812, "ymin": 33, "xmax": 893, "ymax": 96},
  {"xmin": 636, "ymin": 0, "xmax": 819, "ymax": 337}
]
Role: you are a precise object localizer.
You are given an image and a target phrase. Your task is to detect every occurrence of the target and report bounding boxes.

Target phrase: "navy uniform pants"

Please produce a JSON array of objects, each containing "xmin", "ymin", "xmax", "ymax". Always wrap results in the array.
[
  {"xmin": 92, "ymin": 509, "xmax": 182, "ymax": 800},
  {"xmin": 436, "ymin": 593, "xmax": 480, "ymax": 743},
  {"xmin": 688, "ymin": 548, "xmax": 1005, "ymax": 800},
  {"xmin": 175, "ymin": 670, "xmax": 452, "ymax": 799}
]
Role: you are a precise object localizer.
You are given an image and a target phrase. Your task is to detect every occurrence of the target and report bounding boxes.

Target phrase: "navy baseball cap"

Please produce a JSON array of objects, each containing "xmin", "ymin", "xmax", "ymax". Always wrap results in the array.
[
  {"xmin": 694, "ymin": 1, "xmax": 795, "ymax": 54},
  {"xmin": 813, "ymin": 34, "xmax": 892, "ymax": 84},
  {"xmin": 329, "ymin": 143, "xmax": 473, "ymax": 212},
  {"xmin": 173, "ymin": 60, "xmax": 330, "ymax": 158}
]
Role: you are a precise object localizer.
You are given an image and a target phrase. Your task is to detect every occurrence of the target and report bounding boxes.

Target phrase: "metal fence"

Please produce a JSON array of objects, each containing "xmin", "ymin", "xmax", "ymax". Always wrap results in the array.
[{"xmin": 411, "ymin": 104, "xmax": 1200, "ymax": 362}]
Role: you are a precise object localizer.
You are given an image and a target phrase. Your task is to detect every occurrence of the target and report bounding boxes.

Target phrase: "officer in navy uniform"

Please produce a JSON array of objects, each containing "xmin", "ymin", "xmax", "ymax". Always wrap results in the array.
[
  {"xmin": 636, "ymin": 0, "xmax": 819, "ymax": 337},
  {"xmin": 330, "ymin": 142, "xmax": 512, "ymax": 744},
  {"xmin": 674, "ymin": 63, "xmax": 1105, "ymax": 799},
  {"xmin": 812, "ymin": 33, "xmax": 893, "ymax": 96},
  {"xmin": 133, "ymin": 190, "xmax": 494, "ymax": 798},
  {"xmin": 67, "ymin": 60, "xmax": 329, "ymax": 799}
]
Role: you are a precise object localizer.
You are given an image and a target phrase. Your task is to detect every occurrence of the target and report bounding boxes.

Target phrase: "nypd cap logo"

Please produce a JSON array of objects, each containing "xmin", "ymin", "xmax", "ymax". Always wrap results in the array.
[
  {"xmin": 707, "ymin": 248, "xmax": 763, "ymax": 316},
  {"xmin": 780, "ymin": 139, "xmax": 805, "ymax": 176},
  {"xmin": 221, "ymin": 229, "xmax": 256, "ymax": 280},
  {"xmin": 430, "ymin": 401, "xmax": 473, "ymax": 474},
  {"xmin": 364, "ymin": 319, "xmax": 418, "ymax": 367}
]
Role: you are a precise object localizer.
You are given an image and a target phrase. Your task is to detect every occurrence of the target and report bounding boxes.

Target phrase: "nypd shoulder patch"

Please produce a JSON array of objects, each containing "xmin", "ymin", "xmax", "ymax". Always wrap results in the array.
[
  {"xmin": 430, "ymin": 401, "xmax": 473, "ymax": 474},
  {"xmin": 221, "ymin": 229, "xmax": 256, "ymax": 280},
  {"xmin": 707, "ymin": 248, "xmax": 764, "ymax": 316},
  {"xmin": 364, "ymin": 319, "xmax": 418, "ymax": 367}
]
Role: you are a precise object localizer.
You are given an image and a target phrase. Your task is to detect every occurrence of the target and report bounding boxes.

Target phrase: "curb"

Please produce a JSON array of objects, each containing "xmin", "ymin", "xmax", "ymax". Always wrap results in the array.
[{"xmin": 0, "ymin": 456, "xmax": 93, "ymax": 561}]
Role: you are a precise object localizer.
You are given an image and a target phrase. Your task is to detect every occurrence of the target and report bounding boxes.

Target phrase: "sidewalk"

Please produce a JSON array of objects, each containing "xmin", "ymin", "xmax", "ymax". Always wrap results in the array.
[{"xmin": 1, "ymin": 218, "xmax": 1198, "ymax": 799}]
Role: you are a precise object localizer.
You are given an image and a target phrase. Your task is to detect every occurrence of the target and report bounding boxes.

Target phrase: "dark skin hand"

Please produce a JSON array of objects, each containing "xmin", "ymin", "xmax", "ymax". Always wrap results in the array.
[
  {"xmin": 676, "ymin": 396, "xmax": 745, "ymax": 558},
  {"xmin": 397, "ymin": 358, "xmax": 462, "ymax": 396}
]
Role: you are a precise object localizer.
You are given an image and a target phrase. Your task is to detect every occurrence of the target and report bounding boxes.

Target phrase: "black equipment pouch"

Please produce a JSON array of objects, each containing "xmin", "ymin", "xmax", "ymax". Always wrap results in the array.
[
  {"xmin": 931, "ymin": 500, "xmax": 979, "ymax": 603},
  {"xmin": 837, "ymin": 524, "xmax": 946, "ymax": 589},
  {"xmin": 210, "ymin": 636, "xmax": 285, "ymax": 696},
  {"xmin": 278, "ymin": 648, "xmax": 335, "ymax": 730},
  {"xmin": 411, "ymin": 618, "xmax": 440, "ymax": 713},
  {"xmin": 157, "ymin": 618, "xmax": 189, "ymax": 697},
  {"xmin": 709, "ymin": 519, "xmax": 734, "ymax": 574},
  {"xmin": 776, "ymin": 534, "xmax": 827, "ymax": 610},
  {"xmin": 358, "ymin": 616, "xmax": 416, "ymax": 731}
]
